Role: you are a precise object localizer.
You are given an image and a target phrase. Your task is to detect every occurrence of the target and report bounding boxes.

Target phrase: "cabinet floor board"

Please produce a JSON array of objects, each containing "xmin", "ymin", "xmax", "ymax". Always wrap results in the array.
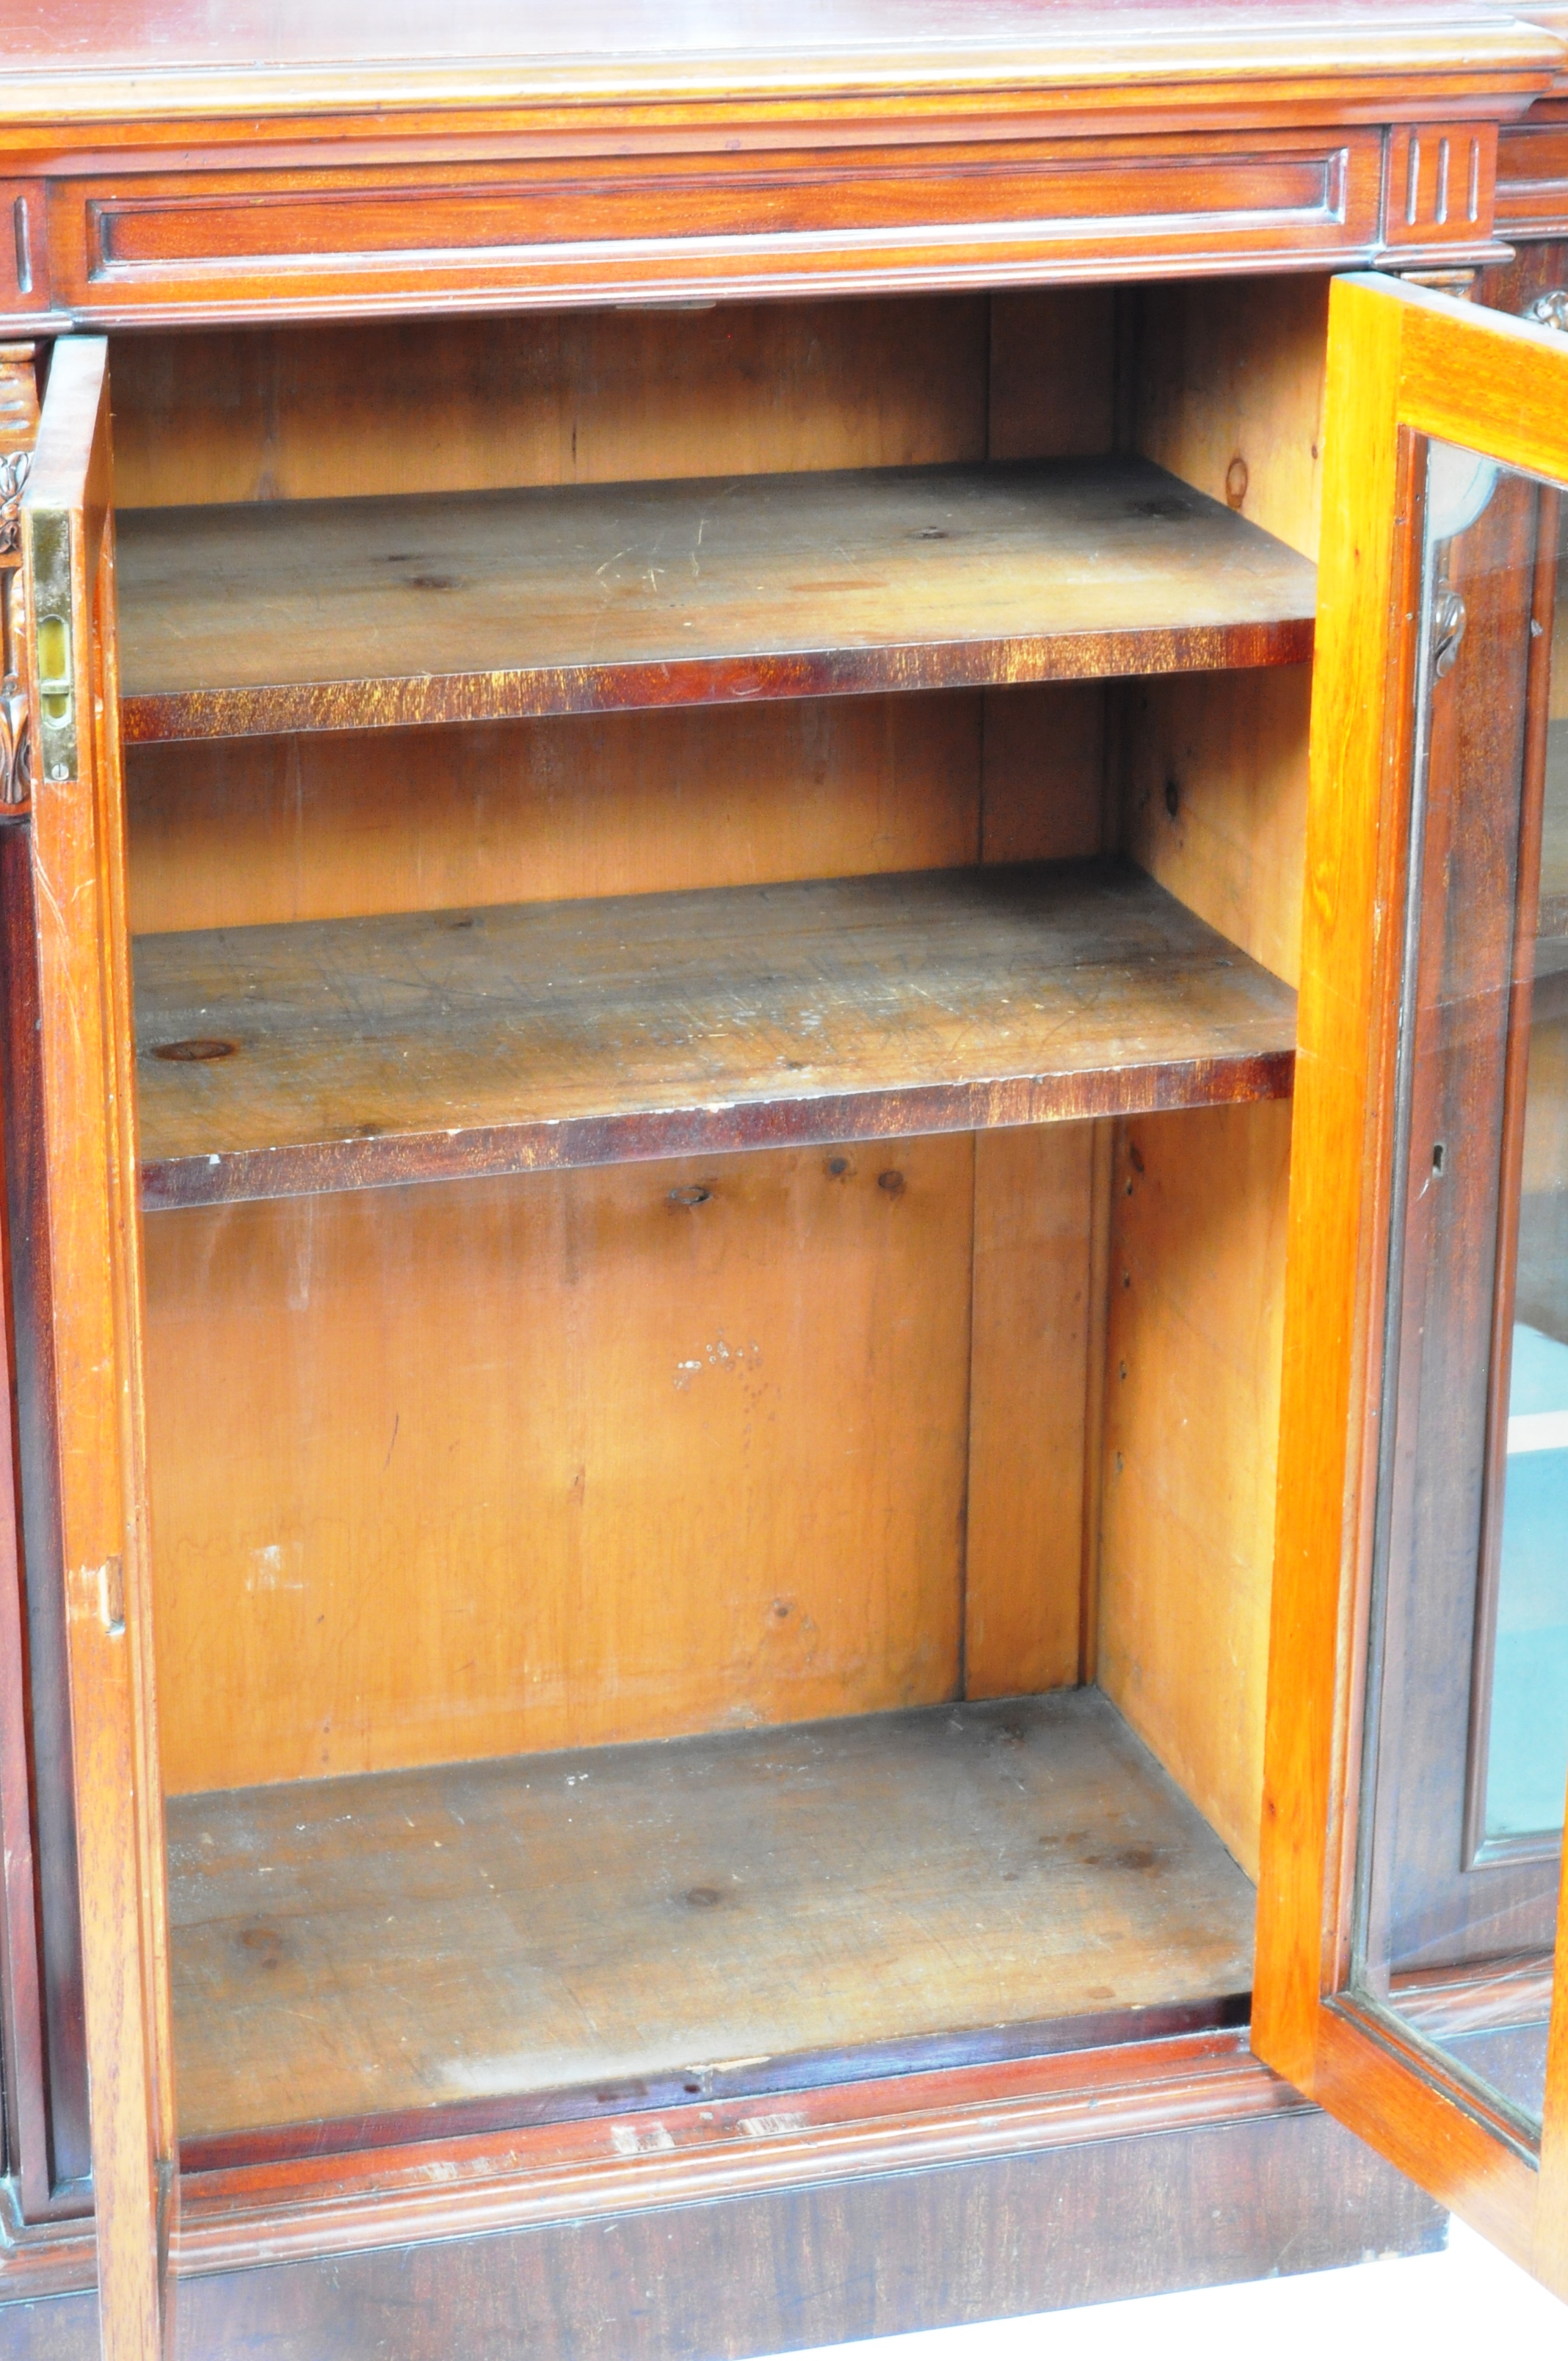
[
  {"xmin": 133, "ymin": 857, "xmax": 1296, "ymax": 1206},
  {"xmin": 115, "ymin": 457, "xmax": 1316, "ymax": 741},
  {"xmin": 164, "ymin": 1690, "xmax": 1255, "ymax": 2150}
]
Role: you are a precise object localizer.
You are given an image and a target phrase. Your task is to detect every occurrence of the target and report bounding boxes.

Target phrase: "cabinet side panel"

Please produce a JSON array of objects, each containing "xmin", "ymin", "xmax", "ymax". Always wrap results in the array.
[
  {"xmin": 1124, "ymin": 272, "xmax": 1324, "ymax": 994},
  {"xmin": 1133, "ymin": 274, "xmax": 1329, "ymax": 562},
  {"xmin": 106, "ymin": 299, "xmax": 991, "ymax": 508},
  {"xmin": 1119, "ymin": 666, "xmax": 1313, "ymax": 989},
  {"xmin": 147, "ymin": 1143, "xmax": 971, "ymax": 1794},
  {"xmin": 1097, "ymin": 1098, "xmax": 1293, "ymax": 1879}
]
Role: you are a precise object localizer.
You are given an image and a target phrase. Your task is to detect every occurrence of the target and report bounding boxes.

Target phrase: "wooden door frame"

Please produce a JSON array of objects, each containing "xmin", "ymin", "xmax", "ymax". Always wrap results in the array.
[
  {"xmin": 21, "ymin": 336, "xmax": 175, "ymax": 2359},
  {"xmin": 1254, "ymin": 269, "xmax": 1568, "ymax": 2291}
]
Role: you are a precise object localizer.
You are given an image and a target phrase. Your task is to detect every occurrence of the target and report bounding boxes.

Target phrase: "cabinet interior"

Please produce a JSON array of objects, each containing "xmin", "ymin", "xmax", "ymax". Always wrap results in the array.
[{"xmin": 107, "ymin": 275, "xmax": 1326, "ymax": 2158}]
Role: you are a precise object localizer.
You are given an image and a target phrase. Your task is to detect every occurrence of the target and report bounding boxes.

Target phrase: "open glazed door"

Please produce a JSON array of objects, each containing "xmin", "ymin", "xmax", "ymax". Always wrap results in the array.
[
  {"xmin": 1255, "ymin": 272, "xmax": 1568, "ymax": 2294},
  {"xmin": 18, "ymin": 340, "xmax": 175, "ymax": 2356}
]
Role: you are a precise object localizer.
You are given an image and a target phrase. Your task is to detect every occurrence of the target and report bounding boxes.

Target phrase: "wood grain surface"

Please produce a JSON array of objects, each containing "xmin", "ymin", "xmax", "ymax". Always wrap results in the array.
[
  {"xmin": 1097, "ymin": 1098, "xmax": 1293, "ymax": 1882},
  {"xmin": 132, "ymin": 859, "xmax": 1295, "ymax": 1208},
  {"xmin": 115, "ymin": 457, "xmax": 1315, "ymax": 742},
  {"xmin": 164, "ymin": 1689, "xmax": 1255, "ymax": 2141},
  {"xmin": 145, "ymin": 1139, "xmax": 975, "ymax": 1793},
  {"xmin": 0, "ymin": 2037, "xmax": 1445, "ymax": 2341},
  {"xmin": 0, "ymin": 0, "xmax": 1558, "ymax": 127}
]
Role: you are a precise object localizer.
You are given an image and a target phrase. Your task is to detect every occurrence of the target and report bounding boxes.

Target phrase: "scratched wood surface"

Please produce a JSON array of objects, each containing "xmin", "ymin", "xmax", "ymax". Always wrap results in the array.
[
  {"xmin": 114, "ymin": 457, "xmax": 1315, "ymax": 743},
  {"xmin": 164, "ymin": 1690, "xmax": 1256, "ymax": 2141},
  {"xmin": 131, "ymin": 860, "xmax": 1296, "ymax": 1207}
]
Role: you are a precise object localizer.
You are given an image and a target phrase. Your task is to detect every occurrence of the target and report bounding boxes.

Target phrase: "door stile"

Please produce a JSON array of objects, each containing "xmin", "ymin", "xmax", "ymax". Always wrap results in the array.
[
  {"xmin": 21, "ymin": 337, "xmax": 175, "ymax": 2358},
  {"xmin": 1254, "ymin": 278, "xmax": 1413, "ymax": 2094}
]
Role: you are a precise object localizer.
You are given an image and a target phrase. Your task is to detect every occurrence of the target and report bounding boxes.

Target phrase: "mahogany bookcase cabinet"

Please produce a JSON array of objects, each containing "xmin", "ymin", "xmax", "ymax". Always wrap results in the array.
[{"xmin": 7, "ymin": 7, "xmax": 1568, "ymax": 2358}]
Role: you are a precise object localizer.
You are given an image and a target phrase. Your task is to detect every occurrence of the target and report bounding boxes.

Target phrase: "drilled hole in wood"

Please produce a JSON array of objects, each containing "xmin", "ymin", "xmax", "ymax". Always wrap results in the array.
[
  {"xmin": 669, "ymin": 1185, "xmax": 712, "ymax": 1208},
  {"xmin": 153, "ymin": 1038, "xmax": 237, "ymax": 1062}
]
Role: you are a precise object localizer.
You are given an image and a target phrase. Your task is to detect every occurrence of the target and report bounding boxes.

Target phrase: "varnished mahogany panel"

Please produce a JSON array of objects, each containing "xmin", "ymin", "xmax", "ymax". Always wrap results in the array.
[
  {"xmin": 131, "ymin": 860, "xmax": 1296, "ymax": 1208},
  {"xmin": 54, "ymin": 134, "xmax": 1385, "ymax": 328},
  {"xmin": 1496, "ymin": 120, "xmax": 1568, "ymax": 231},
  {"xmin": 115, "ymin": 458, "xmax": 1315, "ymax": 744},
  {"xmin": 0, "ymin": 2048, "xmax": 1446, "ymax": 2344},
  {"xmin": 1380, "ymin": 122, "xmax": 1502, "ymax": 259}
]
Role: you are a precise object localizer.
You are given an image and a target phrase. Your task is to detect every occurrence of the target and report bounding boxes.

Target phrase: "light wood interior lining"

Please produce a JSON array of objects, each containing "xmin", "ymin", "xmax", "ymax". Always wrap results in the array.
[
  {"xmin": 138, "ymin": 290, "xmax": 1121, "ymax": 1796},
  {"xmin": 1125, "ymin": 273, "xmax": 1326, "ymax": 992},
  {"xmin": 1095, "ymin": 1099, "xmax": 1293, "ymax": 1882},
  {"xmin": 109, "ymin": 291, "xmax": 1105, "ymax": 510},
  {"xmin": 1078, "ymin": 277, "xmax": 1329, "ymax": 1874},
  {"xmin": 131, "ymin": 282, "xmax": 1316, "ymax": 1836},
  {"xmin": 148, "ymin": 1143, "xmax": 976, "ymax": 1794}
]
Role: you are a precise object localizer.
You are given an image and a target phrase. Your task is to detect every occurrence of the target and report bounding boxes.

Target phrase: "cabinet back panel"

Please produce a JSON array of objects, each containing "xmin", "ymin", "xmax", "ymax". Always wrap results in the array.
[
  {"xmin": 106, "ymin": 288, "xmax": 1113, "ymax": 512},
  {"xmin": 126, "ymin": 683, "xmax": 1106, "ymax": 937},
  {"xmin": 148, "ymin": 1141, "xmax": 975, "ymax": 1793},
  {"xmin": 1095, "ymin": 1097, "xmax": 1293, "ymax": 1880}
]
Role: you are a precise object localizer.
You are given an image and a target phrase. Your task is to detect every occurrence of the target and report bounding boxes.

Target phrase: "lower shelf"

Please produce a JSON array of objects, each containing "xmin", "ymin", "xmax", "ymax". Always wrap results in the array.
[{"xmin": 166, "ymin": 1689, "xmax": 1255, "ymax": 2157}]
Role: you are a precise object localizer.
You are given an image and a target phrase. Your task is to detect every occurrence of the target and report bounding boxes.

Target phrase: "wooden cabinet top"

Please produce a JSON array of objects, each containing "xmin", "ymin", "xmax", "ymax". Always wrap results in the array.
[
  {"xmin": 0, "ymin": 0, "xmax": 1562, "ymax": 144},
  {"xmin": 2, "ymin": 7, "xmax": 1568, "ymax": 365}
]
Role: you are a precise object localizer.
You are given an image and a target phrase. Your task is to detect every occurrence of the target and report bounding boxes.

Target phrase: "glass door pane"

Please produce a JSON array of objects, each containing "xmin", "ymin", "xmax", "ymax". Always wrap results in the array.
[{"xmin": 1352, "ymin": 435, "xmax": 1567, "ymax": 2141}]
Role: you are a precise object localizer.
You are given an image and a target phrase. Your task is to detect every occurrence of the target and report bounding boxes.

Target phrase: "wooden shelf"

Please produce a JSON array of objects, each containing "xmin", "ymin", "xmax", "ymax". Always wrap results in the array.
[
  {"xmin": 116, "ymin": 457, "xmax": 1316, "ymax": 742},
  {"xmin": 166, "ymin": 1690, "xmax": 1256, "ymax": 2151},
  {"xmin": 133, "ymin": 857, "xmax": 1296, "ymax": 1209}
]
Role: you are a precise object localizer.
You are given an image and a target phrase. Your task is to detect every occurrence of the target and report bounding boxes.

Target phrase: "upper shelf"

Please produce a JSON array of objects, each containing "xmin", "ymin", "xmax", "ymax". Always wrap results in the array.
[
  {"xmin": 115, "ymin": 457, "xmax": 1316, "ymax": 744},
  {"xmin": 133, "ymin": 857, "xmax": 1296, "ymax": 1210}
]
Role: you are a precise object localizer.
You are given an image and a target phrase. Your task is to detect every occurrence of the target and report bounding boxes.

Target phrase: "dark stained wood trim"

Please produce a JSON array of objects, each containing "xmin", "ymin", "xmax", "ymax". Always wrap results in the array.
[
  {"xmin": 1497, "ymin": 119, "xmax": 1568, "ymax": 228},
  {"xmin": 0, "ymin": 826, "xmax": 90, "ymax": 2211},
  {"xmin": 48, "ymin": 131, "xmax": 1388, "ymax": 331},
  {"xmin": 171, "ymin": 2031, "xmax": 1318, "ymax": 2277},
  {"xmin": 173, "ymin": 2105, "xmax": 1445, "ymax": 2361},
  {"xmin": 0, "ymin": 2074, "xmax": 1446, "ymax": 2352},
  {"xmin": 0, "ymin": 838, "xmax": 49, "ymax": 2212},
  {"xmin": 175, "ymin": 1996, "xmax": 1252, "ymax": 2180}
]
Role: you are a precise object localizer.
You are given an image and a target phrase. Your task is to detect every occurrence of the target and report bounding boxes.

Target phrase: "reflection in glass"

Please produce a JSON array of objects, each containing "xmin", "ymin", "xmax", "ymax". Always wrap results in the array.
[{"xmin": 1352, "ymin": 438, "xmax": 1567, "ymax": 2144}]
